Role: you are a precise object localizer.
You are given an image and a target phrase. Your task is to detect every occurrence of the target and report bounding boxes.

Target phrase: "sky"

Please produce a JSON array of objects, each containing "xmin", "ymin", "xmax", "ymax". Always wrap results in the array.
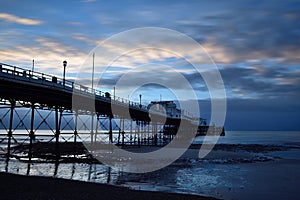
[{"xmin": 0, "ymin": 0, "xmax": 300, "ymax": 130}]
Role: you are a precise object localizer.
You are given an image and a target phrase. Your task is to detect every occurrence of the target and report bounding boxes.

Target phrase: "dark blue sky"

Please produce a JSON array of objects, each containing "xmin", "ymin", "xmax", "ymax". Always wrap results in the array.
[{"xmin": 0, "ymin": 0, "xmax": 299, "ymax": 130}]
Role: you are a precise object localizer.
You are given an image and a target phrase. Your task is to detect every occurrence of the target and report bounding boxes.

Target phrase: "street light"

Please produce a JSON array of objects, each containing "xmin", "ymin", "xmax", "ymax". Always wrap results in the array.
[
  {"xmin": 31, "ymin": 59, "xmax": 34, "ymax": 76},
  {"xmin": 63, "ymin": 60, "xmax": 67, "ymax": 87},
  {"xmin": 139, "ymin": 94, "xmax": 142, "ymax": 108}
]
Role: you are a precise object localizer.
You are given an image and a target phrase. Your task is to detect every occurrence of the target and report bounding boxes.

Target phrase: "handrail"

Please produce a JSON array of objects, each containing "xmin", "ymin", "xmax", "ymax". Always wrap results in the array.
[
  {"xmin": 0, "ymin": 62, "xmax": 148, "ymax": 111},
  {"xmin": 0, "ymin": 62, "xmax": 196, "ymax": 119}
]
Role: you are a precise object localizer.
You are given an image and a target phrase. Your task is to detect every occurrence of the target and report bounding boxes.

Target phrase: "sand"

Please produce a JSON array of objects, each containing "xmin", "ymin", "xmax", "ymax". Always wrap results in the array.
[
  {"xmin": 2, "ymin": 142, "xmax": 300, "ymax": 199},
  {"xmin": 0, "ymin": 172, "xmax": 216, "ymax": 200}
]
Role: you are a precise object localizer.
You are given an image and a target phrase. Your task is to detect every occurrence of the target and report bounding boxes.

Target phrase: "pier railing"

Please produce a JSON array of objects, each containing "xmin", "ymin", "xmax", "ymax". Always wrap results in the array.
[
  {"xmin": 0, "ymin": 62, "xmax": 200, "ymax": 120},
  {"xmin": 0, "ymin": 62, "xmax": 148, "ymax": 110}
]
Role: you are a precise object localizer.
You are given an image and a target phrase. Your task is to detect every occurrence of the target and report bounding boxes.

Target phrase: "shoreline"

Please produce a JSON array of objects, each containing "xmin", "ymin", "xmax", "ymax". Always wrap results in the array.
[
  {"xmin": 4, "ymin": 142, "xmax": 299, "ymax": 164},
  {"xmin": 1, "ymin": 141, "xmax": 300, "ymax": 199},
  {"xmin": 0, "ymin": 172, "xmax": 217, "ymax": 200}
]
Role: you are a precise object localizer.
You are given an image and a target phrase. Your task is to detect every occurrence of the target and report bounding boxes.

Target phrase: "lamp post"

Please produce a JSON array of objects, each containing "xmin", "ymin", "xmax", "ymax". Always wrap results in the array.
[
  {"xmin": 113, "ymin": 86, "xmax": 116, "ymax": 100},
  {"xmin": 139, "ymin": 94, "xmax": 142, "ymax": 108},
  {"xmin": 63, "ymin": 60, "xmax": 67, "ymax": 87},
  {"xmin": 31, "ymin": 59, "xmax": 34, "ymax": 76}
]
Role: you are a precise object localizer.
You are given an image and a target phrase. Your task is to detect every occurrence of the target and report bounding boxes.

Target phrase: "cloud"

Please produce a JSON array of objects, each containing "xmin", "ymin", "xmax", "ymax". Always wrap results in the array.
[
  {"xmin": 72, "ymin": 34, "xmax": 96, "ymax": 45},
  {"xmin": 219, "ymin": 65, "xmax": 300, "ymax": 99},
  {"xmin": 0, "ymin": 37, "xmax": 87, "ymax": 76},
  {"xmin": 81, "ymin": 0, "xmax": 97, "ymax": 2},
  {"xmin": 171, "ymin": 2, "xmax": 300, "ymax": 65},
  {"xmin": 0, "ymin": 13, "xmax": 43, "ymax": 25},
  {"xmin": 213, "ymin": 10, "xmax": 300, "ymax": 64},
  {"xmin": 66, "ymin": 21, "xmax": 84, "ymax": 26},
  {"xmin": 84, "ymin": 29, "xmax": 226, "ymax": 76}
]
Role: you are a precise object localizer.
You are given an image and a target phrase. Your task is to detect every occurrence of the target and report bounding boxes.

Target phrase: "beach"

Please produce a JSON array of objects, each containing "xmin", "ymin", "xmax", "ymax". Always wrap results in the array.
[
  {"xmin": 1, "ymin": 131, "xmax": 300, "ymax": 199},
  {"xmin": 0, "ymin": 172, "xmax": 214, "ymax": 200}
]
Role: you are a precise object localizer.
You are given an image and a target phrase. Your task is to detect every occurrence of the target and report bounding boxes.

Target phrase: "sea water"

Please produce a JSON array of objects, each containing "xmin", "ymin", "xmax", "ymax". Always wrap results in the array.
[{"xmin": 194, "ymin": 131, "xmax": 300, "ymax": 145}]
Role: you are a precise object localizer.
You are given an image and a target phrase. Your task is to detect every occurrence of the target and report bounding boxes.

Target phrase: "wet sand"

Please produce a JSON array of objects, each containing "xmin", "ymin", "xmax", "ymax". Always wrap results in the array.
[
  {"xmin": 2, "ymin": 142, "xmax": 300, "ymax": 199},
  {"xmin": 0, "ymin": 172, "xmax": 216, "ymax": 200}
]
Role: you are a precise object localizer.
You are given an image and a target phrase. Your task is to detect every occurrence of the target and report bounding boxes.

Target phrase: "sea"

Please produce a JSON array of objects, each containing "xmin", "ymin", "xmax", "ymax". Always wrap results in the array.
[{"xmin": 1, "ymin": 131, "xmax": 300, "ymax": 199}]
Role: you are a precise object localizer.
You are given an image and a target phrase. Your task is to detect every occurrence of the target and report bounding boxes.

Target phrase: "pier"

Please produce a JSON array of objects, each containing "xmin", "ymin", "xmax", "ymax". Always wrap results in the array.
[{"xmin": 0, "ymin": 62, "xmax": 223, "ymax": 163}]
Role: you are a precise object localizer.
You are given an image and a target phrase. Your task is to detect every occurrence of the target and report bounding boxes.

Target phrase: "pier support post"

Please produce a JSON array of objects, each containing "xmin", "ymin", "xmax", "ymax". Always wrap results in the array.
[
  {"xmin": 109, "ymin": 116, "xmax": 113, "ymax": 143},
  {"xmin": 95, "ymin": 114, "xmax": 100, "ymax": 143},
  {"xmin": 147, "ymin": 122, "xmax": 150, "ymax": 145},
  {"xmin": 130, "ymin": 119, "xmax": 133, "ymax": 145},
  {"xmin": 55, "ymin": 106, "xmax": 60, "ymax": 158},
  {"xmin": 6, "ymin": 99, "xmax": 15, "ymax": 165},
  {"xmin": 154, "ymin": 122, "xmax": 158, "ymax": 146},
  {"xmin": 74, "ymin": 111, "xmax": 78, "ymax": 154},
  {"xmin": 137, "ymin": 121, "xmax": 140, "ymax": 147},
  {"xmin": 122, "ymin": 117, "xmax": 125, "ymax": 147},
  {"xmin": 117, "ymin": 118, "xmax": 121, "ymax": 145},
  {"xmin": 107, "ymin": 167, "xmax": 111, "ymax": 184},
  {"xmin": 29, "ymin": 103, "xmax": 35, "ymax": 160},
  {"xmin": 91, "ymin": 112, "xmax": 94, "ymax": 143},
  {"xmin": 141, "ymin": 121, "xmax": 144, "ymax": 144}
]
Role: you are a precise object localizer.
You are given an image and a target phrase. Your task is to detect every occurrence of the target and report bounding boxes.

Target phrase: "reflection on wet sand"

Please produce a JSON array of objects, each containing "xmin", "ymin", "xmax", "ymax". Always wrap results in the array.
[{"xmin": 2, "ymin": 140, "xmax": 300, "ymax": 199}]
